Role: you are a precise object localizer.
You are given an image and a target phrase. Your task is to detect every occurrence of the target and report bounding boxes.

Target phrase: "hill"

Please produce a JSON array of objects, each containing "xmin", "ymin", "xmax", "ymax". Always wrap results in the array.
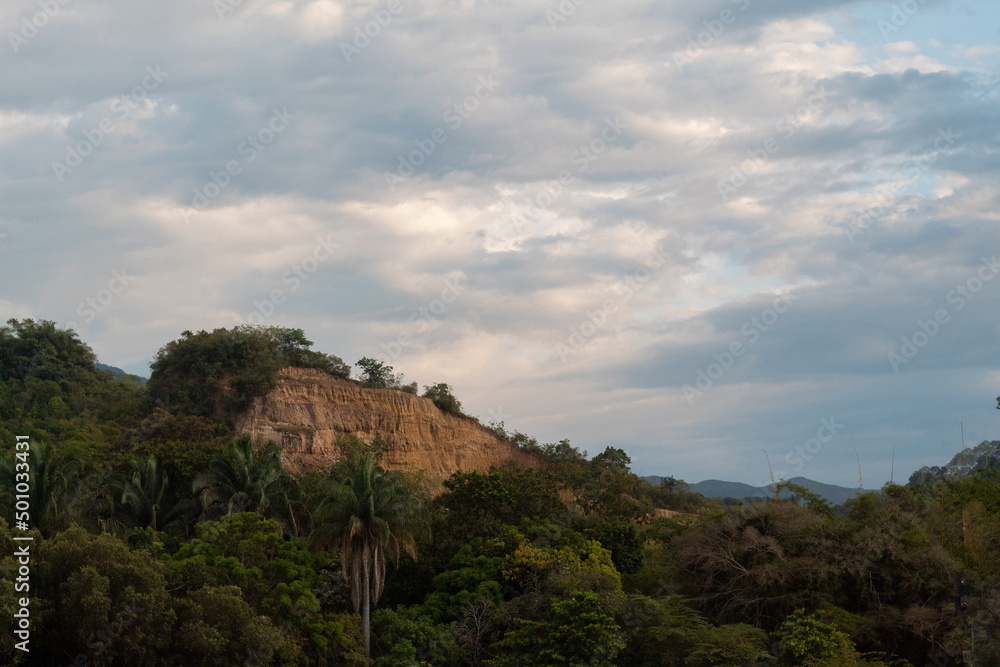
[
  {"xmin": 646, "ymin": 476, "xmax": 862, "ymax": 505},
  {"xmin": 235, "ymin": 366, "xmax": 542, "ymax": 477},
  {"xmin": 909, "ymin": 439, "xmax": 1000, "ymax": 484},
  {"xmin": 96, "ymin": 361, "xmax": 147, "ymax": 383}
]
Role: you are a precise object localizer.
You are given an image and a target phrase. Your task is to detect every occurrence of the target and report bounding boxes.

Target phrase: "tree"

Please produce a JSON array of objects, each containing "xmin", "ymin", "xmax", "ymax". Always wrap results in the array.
[
  {"xmin": 774, "ymin": 609, "xmax": 856, "ymax": 665},
  {"xmin": 34, "ymin": 525, "xmax": 177, "ymax": 664},
  {"xmin": 193, "ymin": 437, "xmax": 299, "ymax": 535},
  {"xmin": 166, "ymin": 512, "xmax": 365, "ymax": 664},
  {"xmin": 355, "ymin": 357, "xmax": 396, "ymax": 389},
  {"xmin": 169, "ymin": 585, "xmax": 282, "ymax": 666},
  {"xmin": 0, "ymin": 440, "xmax": 82, "ymax": 536},
  {"xmin": 114, "ymin": 455, "xmax": 193, "ymax": 534},
  {"xmin": 422, "ymin": 383, "xmax": 462, "ymax": 415},
  {"xmin": 147, "ymin": 326, "xmax": 349, "ymax": 422},
  {"xmin": 310, "ymin": 451, "xmax": 425, "ymax": 661},
  {"xmin": 491, "ymin": 591, "xmax": 625, "ymax": 666}
]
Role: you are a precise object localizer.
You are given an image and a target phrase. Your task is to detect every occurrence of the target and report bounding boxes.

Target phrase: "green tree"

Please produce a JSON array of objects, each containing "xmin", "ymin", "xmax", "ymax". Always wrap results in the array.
[
  {"xmin": 0, "ymin": 440, "xmax": 83, "ymax": 536},
  {"xmin": 421, "ymin": 383, "xmax": 462, "ymax": 415},
  {"xmin": 167, "ymin": 512, "xmax": 365, "ymax": 664},
  {"xmin": 491, "ymin": 591, "xmax": 625, "ymax": 666},
  {"xmin": 33, "ymin": 525, "xmax": 177, "ymax": 664},
  {"xmin": 193, "ymin": 437, "xmax": 300, "ymax": 535},
  {"xmin": 310, "ymin": 451, "xmax": 426, "ymax": 661},
  {"xmin": 438, "ymin": 467, "xmax": 564, "ymax": 544},
  {"xmin": 774, "ymin": 609, "xmax": 856, "ymax": 665},
  {"xmin": 170, "ymin": 585, "xmax": 283, "ymax": 666},
  {"xmin": 356, "ymin": 357, "xmax": 397, "ymax": 389},
  {"xmin": 0, "ymin": 319, "xmax": 145, "ymax": 463},
  {"xmin": 114, "ymin": 455, "xmax": 193, "ymax": 535},
  {"xmin": 147, "ymin": 326, "xmax": 349, "ymax": 422}
]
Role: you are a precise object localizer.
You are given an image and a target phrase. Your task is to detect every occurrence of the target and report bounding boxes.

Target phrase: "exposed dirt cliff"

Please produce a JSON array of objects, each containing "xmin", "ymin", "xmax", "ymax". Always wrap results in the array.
[{"xmin": 234, "ymin": 367, "xmax": 542, "ymax": 478}]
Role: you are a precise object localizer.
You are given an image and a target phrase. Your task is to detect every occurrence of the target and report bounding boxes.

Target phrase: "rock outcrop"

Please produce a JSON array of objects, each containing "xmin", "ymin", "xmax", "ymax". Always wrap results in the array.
[{"xmin": 235, "ymin": 367, "xmax": 542, "ymax": 478}]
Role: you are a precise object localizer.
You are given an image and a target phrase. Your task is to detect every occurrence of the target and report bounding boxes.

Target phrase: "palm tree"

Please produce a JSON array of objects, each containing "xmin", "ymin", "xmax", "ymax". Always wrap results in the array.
[
  {"xmin": 114, "ymin": 455, "xmax": 194, "ymax": 535},
  {"xmin": 193, "ymin": 436, "xmax": 300, "ymax": 534},
  {"xmin": 310, "ymin": 451, "xmax": 425, "ymax": 661},
  {"xmin": 0, "ymin": 440, "xmax": 81, "ymax": 536}
]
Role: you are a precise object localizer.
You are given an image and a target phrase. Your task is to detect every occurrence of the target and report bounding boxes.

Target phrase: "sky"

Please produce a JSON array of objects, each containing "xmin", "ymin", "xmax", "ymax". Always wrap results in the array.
[{"xmin": 2, "ymin": 0, "xmax": 999, "ymax": 488}]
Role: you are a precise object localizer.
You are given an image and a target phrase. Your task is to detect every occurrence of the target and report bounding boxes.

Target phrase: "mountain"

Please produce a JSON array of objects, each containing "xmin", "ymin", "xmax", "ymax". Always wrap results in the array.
[
  {"xmin": 908, "ymin": 440, "xmax": 1000, "ymax": 484},
  {"xmin": 96, "ymin": 361, "xmax": 147, "ymax": 384},
  {"xmin": 646, "ymin": 476, "xmax": 862, "ymax": 505},
  {"xmin": 235, "ymin": 366, "xmax": 542, "ymax": 478}
]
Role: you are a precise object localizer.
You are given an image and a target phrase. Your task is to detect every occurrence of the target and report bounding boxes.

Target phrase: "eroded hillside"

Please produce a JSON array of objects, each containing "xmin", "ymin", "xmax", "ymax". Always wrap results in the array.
[{"xmin": 234, "ymin": 366, "xmax": 541, "ymax": 477}]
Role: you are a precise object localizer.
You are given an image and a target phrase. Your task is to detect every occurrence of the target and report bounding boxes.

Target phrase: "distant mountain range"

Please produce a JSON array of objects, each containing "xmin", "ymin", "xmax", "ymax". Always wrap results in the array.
[
  {"xmin": 645, "ymin": 475, "xmax": 862, "ymax": 506},
  {"xmin": 645, "ymin": 440, "xmax": 1000, "ymax": 504},
  {"xmin": 96, "ymin": 362, "xmax": 147, "ymax": 384}
]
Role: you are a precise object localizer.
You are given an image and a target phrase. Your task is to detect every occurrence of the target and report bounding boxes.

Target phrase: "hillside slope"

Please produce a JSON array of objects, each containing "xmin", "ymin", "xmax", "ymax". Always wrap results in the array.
[{"xmin": 235, "ymin": 367, "xmax": 541, "ymax": 477}]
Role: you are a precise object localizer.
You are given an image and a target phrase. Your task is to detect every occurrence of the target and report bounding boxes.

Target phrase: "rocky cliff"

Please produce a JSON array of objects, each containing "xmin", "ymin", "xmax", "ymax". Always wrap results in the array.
[{"xmin": 234, "ymin": 367, "xmax": 542, "ymax": 478}]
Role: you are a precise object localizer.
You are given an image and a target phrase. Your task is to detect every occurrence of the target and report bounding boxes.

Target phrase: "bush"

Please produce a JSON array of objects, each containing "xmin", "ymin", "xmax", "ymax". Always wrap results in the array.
[
  {"xmin": 147, "ymin": 326, "xmax": 349, "ymax": 423},
  {"xmin": 421, "ymin": 383, "xmax": 462, "ymax": 415}
]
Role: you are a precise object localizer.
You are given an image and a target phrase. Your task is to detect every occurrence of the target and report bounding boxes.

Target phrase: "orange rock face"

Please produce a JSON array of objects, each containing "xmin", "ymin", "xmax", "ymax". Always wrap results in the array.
[{"xmin": 235, "ymin": 367, "xmax": 542, "ymax": 478}]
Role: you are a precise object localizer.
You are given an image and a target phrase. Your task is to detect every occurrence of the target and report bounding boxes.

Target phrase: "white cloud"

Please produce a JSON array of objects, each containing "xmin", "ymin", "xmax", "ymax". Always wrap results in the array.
[{"xmin": 0, "ymin": 0, "xmax": 997, "ymax": 485}]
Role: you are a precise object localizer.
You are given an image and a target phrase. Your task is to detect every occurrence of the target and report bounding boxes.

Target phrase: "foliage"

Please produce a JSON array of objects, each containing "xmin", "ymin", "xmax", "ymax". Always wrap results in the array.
[
  {"xmin": 355, "ymin": 356, "xmax": 417, "ymax": 393},
  {"xmin": 490, "ymin": 591, "xmax": 625, "ymax": 667},
  {"xmin": 774, "ymin": 608, "xmax": 857, "ymax": 664},
  {"xmin": 776, "ymin": 480, "xmax": 835, "ymax": 518},
  {"xmin": 438, "ymin": 467, "xmax": 564, "ymax": 542},
  {"xmin": 5, "ymin": 324, "xmax": 1000, "ymax": 667},
  {"xmin": 373, "ymin": 605, "xmax": 460, "ymax": 666},
  {"xmin": 501, "ymin": 532, "xmax": 623, "ymax": 597},
  {"xmin": 34, "ymin": 525, "xmax": 177, "ymax": 664},
  {"xmin": 114, "ymin": 454, "xmax": 194, "ymax": 535},
  {"xmin": 193, "ymin": 436, "xmax": 301, "ymax": 535},
  {"xmin": 310, "ymin": 451, "xmax": 427, "ymax": 660},
  {"xmin": 422, "ymin": 382, "xmax": 463, "ymax": 415},
  {"xmin": 170, "ymin": 584, "xmax": 283, "ymax": 666},
  {"xmin": 166, "ymin": 512, "xmax": 364, "ymax": 664},
  {"xmin": 0, "ymin": 319, "xmax": 145, "ymax": 459},
  {"xmin": 147, "ymin": 326, "xmax": 349, "ymax": 422}
]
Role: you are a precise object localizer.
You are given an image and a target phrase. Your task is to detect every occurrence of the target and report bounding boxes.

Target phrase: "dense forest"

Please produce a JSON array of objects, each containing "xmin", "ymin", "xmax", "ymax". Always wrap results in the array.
[{"xmin": 1, "ymin": 319, "xmax": 998, "ymax": 666}]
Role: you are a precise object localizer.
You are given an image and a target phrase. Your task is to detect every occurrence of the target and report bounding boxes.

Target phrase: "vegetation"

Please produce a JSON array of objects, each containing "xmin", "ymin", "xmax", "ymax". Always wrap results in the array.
[
  {"xmin": 422, "ymin": 383, "xmax": 462, "ymax": 415},
  {"xmin": 310, "ymin": 451, "xmax": 425, "ymax": 661},
  {"xmin": 355, "ymin": 357, "xmax": 417, "ymax": 394},
  {"xmin": 147, "ymin": 326, "xmax": 350, "ymax": 423},
  {"xmin": 1, "ymin": 320, "xmax": 999, "ymax": 665}
]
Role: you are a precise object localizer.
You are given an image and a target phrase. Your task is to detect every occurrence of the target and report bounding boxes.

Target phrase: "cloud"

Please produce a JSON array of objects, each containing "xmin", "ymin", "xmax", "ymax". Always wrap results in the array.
[{"xmin": 1, "ymin": 0, "xmax": 998, "ymax": 486}]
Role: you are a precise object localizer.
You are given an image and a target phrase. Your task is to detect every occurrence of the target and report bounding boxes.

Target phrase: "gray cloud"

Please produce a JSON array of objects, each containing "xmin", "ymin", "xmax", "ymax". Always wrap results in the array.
[{"xmin": 1, "ymin": 0, "xmax": 998, "ymax": 487}]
